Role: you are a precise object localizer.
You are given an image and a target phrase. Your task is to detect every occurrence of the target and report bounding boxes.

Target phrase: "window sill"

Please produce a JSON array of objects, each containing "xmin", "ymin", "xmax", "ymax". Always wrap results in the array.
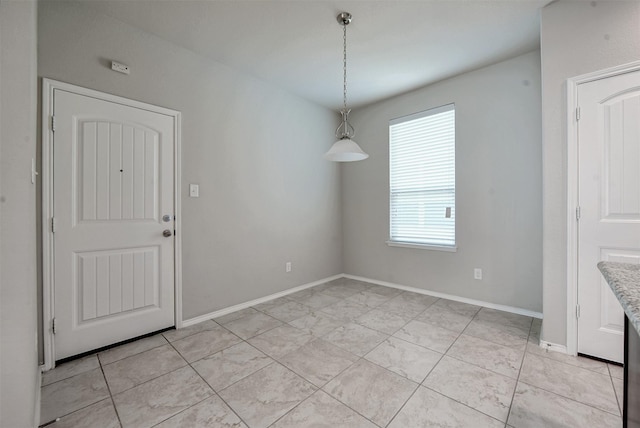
[{"xmin": 386, "ymin": 241, "xmax": 457, "ymax": 252}]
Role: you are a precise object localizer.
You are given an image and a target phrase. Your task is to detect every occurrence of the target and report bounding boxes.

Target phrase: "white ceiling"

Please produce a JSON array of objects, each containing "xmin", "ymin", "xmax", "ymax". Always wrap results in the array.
[{"xmin": 78, "ymin": 0, "xmax": 549, "ymax": 110}]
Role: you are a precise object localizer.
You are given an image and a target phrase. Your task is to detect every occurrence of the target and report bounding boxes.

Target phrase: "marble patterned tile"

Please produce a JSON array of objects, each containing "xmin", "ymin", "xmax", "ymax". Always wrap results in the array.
[
  {"xmin": 48, "ymin": 398, "xmax": 119, "ymax": 428},
  {"xmin": 613, "ymin": 376, "xmax": 624, "ymax": 415},
  {"xmin": 223, "ymin": 311, "xmax": 283, "ymax": 339},
  {"xmin": 519, "ymin": 353, "xmax": 619, "ymax": 415},
  {"xmin": 376, "ymin": 297, "xmax": 430, "ymax": 318},
  {"xmin": 42, "ymin": 355, "xmax": 99, "ymax": 386},
  {"xmin": 214, "ymin": 308, "xmax": 259, "ymax": 325},
  {"xmin": 192, "ymin": 342, "xmax": 273, "ymax": 391},
  {"xmin": 172, "ymin": 326, "xmax": 242, "ymax": 363},
  {"xmin": 346, "ymin": 291, "xmax": 393, "ymax": 308},
  {"xmin": 271, "ymin": 390, "xmax": 377, "ymax": 428},
  {"xmin": 279, "ymin": 339, "xmax": 358, "ymax": 387},
  {"xmin": 423, "ymin": 356, "xmax": 516, "ymax": 422},
  {"xmin": 431, "ymin": 298, "xmax": 481, "ymax": 317},
  {"xmin": 113, "ymin": 366, "xmax": 212, "ymax": 428},
  {"xmin": 296, "ymin": 292, "xmax": 341, "ymax": 310},
  {"xmin": 154, "ymin": 395, "xmax": 247, "ymax": 428},
  {"xmin": 98, "ymin": 334, "xmax": 167, "ymax": 365},
  {"xmin": 103, "ymin": 344, "xmax": 187, "ymax": 394},
  {"xmin": 342, "ymin": 278, "xmax": 372, "ymax": 289},
  {"xmin": 323, "ymin": 323, "xmax": 389, "ymax": 357},
  {"xmin": 388, "ymin": 386, "xmax": 504, "ymax": 428},
  {"xmin": 394, "ymin": 291, "xmax": 440, "ymax": 308},
  {"xmin": 355, "ymin": 308, "xmax": 412, "ymax": 335},
  {"xmin": 324, "ymin": 359, "xmax": 417, "ymax": 427},
  {"xmin": 529, "ymin": 318, "xmax": 542, "ymax": 344},
  {"xmin": 365, "ymin": 337, "xmax": 442, "ymax": 383},
  {"xmin": 507, "ymin": 382, "xmax": 621, "ymax": 428},
  {"xmin": 463, "ymin": 316, "xmax": 529, "ymax": 350},
  {"xmin": 162, "ymin": 320, "xmax": 219, "ymax": 342},
  {"xmin": 285, "ymin": 288, "xmax": 318, "ymax": 302},
  {"xmin": 393, "ymin": 320, "xmax": 459, "ymax": 353},
  {"xmin": 364, "ymin": 284, "xmax": 403, "ymax": 298},
  {"xmin": 320, "ymin": 300, "xmax": 371, "ymax": 322},
  {"xmin": 526, "ymin": 342, "xmax": 609, "ymax": 375},
  {"xmin": 447, "ymin": 334, "xmax": 524, "ymax": 378},
  {"xmin": 416, "ymin": 304, "xmax": 475, "ymax": 333},
  {"xmin": 40, "ymin": 368, "xmax": 110, "ymax": 425},
  {"xmin": 252, "ymin": 296, "xmax": 293, "ymax": 312},
  {"xmin": 609, "ymin": 363, "xmax": 624, "ymax": 380},
  {"xmin": 320, "ymin": 285, "xmax": 361, "ymax": 299},
  {"xmin": 310, "ymin": 281, "xmax": 338, "ymax": 292},
  {"xmin": 288, "ymin": 311, "xmax": 345, "ymax": 337},
  {"xmin": 475, "ymin": 308, "xmax": 532, "ymax": 333},
  {"xmin": 263, "ymin": 301, "xmax": 314, "ymax": 322},
  {"xmin": 248, "ymin": 324, "xmax": 315, "ymax": 359},
  {"xmin": 219, "ymin": 363, "xmax": 316, "ymax": 428}
]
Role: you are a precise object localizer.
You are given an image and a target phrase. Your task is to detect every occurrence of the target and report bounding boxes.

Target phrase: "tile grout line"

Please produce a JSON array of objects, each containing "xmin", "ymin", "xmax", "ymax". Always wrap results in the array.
[
  {"xmin": 45, "ymin": 281, "xmax": 542, "ymax": 427},
  {"xmin": 608, "ymin": 364, "xmax": 624, "ymax": 416},
  {"xmin": 516, "ymin": 378, "xmax": 623, "ymax": 418},
  {"xmin": 161, "ymin": 338, "xmax": 253, "ymax": 428},
  {"xmin": 420, "ymin": 384, "xmax": 507, "ymax": 426},
  {"xmin": 504, "ymin": 317, "xmax": 534, "ymax": 425},
  {"xmin": 97, "ymin": 354, "xmax": 124, "ymax": 428}
]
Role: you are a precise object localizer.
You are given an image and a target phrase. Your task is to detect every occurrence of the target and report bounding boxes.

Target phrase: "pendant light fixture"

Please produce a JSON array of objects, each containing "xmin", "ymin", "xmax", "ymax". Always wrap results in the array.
[{"xmin": 324, "ymin": 12, "xmax": 369, "ymax": 162}]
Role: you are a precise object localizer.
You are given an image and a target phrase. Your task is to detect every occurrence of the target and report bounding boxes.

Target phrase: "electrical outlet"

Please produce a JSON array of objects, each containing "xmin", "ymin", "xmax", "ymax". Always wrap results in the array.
[
  {"xmin": 474, "ymin": 268, "xmax": 482, "ymax": 280},
  {"xmin": 285, "ymin": 262, "xmax": 292, "ymax": 273}
]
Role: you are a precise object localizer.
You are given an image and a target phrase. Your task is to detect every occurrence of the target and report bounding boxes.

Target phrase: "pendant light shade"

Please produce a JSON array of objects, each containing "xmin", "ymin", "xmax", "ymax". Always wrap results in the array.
[
  {"xmin": 324, "ymin": 137, "xmax": 369, "ymax": 162},
  {"xmin": 325, "ymin": 12, "xmax": 369, "ymax": 162}
]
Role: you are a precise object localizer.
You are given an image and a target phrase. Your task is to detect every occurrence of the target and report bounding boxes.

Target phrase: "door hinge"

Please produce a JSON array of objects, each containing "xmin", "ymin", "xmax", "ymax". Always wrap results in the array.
[
  {"xmin": 576, "ymin": 206, "xmax": 581, "ymax": 221},
  {"xmin": 50, "ymin": 115, "xmax": 56, "ymax": 132},
  {"xmin": 576, "ymin": 107, "xmax": 581, "ymax": 121},
  {"xmin": 51, "ymin": 217, "xmax": 56, "ymax": 233},
  {"xmin": 576, "ymin": 304, "xmax": 581, "ymax": 319},
  {"xmin": 52, "ymin": 318, "xmax": 57, "ymax": 334}
]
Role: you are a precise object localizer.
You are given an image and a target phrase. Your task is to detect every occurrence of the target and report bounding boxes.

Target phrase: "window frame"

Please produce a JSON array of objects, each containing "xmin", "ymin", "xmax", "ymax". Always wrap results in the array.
[{"xmin": 387, "ymin": 103, "xmax": 457, "ymax": 252}]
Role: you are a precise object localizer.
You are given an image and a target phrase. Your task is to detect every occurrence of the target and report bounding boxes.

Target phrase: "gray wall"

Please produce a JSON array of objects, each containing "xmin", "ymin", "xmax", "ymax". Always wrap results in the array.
[
  {"xmin": 0, "ymin": 0, "xmax": 40, "ymax": 426},
  {"xmin": 343, "ymin": 51, "xmax": 542, "ymax": 312},
  {"xmin": 540, "ymin": 0, "xmax": 640, "ymax": 346},
  {"xmin": 38, "ymin": 1, "xmax": 343, "ymax": 321}
]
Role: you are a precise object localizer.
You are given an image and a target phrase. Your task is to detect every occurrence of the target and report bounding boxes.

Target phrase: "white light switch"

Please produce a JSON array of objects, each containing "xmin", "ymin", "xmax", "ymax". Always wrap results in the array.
[{"xmin": 189, "ymin": 184, "xmax": 199, "ymax": 198}]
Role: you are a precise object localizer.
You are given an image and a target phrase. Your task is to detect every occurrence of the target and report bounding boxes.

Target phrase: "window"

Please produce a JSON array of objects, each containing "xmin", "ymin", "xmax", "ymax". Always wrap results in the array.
[{"xmin": 388, "ymin": 104, "xmax": 456, "ymax": 250}]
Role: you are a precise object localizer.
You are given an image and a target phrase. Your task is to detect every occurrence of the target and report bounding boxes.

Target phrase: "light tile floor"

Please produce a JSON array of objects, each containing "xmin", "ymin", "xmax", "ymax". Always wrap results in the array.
[{"xmin": 40, "ymin": 278, "xmax": 623, "ymax": 428}]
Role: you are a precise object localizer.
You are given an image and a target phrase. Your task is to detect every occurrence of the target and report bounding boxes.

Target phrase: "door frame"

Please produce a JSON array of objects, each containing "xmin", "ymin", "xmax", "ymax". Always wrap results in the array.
[
  {"xmin": 42, "ymin": 79, "xmax": 183, "ymax": 370},
  {"xmin": 566, "ymin": 60, "xmax": 640, "ymax": 357}
]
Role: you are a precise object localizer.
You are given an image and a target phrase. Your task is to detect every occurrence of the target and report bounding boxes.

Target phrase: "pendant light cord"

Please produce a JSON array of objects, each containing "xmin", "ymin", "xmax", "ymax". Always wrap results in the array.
[{"xmin": 343, "ymin": 22, "xmax": 348, "ymax": 112}]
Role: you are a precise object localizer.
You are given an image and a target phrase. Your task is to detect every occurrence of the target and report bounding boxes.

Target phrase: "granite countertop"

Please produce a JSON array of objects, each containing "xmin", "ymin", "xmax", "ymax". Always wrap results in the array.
[{"xmin": 598, "ymin": 261, "xmax": 640, "ymax": 336}]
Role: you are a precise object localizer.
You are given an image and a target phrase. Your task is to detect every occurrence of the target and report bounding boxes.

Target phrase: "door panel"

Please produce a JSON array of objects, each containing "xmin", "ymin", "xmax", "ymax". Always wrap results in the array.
[
  {"xmin": 577, "ymin": 70, "xmax": 640, "ymax": 363},
  {"xmin": 54, "ymin": 89, "xmax": 175, "ymax": 360}
]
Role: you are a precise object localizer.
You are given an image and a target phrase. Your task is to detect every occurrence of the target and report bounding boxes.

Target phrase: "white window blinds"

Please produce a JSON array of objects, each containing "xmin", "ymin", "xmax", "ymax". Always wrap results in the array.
[{"xmin": 389, "ymin": 104, "xmax": 455, "ymax": 248}]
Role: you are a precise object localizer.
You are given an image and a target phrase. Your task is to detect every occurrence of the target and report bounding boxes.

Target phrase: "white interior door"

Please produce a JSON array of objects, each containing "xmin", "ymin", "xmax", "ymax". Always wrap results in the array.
[
  {"xmin": 53, "ymin": 88, "xmax": 176, "ymax": 360},
  {"xmin": 577, "ymin": 70, "xmax": 640, "ymax": 363}
]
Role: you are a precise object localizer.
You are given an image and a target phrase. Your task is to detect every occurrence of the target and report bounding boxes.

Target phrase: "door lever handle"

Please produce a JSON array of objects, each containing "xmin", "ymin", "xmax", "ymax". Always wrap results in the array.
[{"xmin": 163, "ymin": 229, "xmax": 173, "ymax": 237}]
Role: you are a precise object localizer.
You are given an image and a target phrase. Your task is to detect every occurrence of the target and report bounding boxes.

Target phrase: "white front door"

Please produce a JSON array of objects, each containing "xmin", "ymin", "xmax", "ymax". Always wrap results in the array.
[
  {"xmin": 53, "ymin": 88, "xmax": 176, "ymax": 360},
  {"xmin": 577, "ymin": 69, "xmax": 640, "ymax": 363}
]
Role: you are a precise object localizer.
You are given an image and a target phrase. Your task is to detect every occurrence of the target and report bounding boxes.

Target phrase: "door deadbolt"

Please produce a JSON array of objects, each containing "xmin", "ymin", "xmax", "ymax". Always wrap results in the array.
[{"xmin": 163, "ymin": 215, "xmax": 172, "ymax": 222}]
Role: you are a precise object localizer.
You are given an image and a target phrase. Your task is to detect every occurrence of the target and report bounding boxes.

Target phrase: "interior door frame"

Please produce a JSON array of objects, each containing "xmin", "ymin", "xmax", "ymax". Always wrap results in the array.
[
  {"xmin": 41, "ymin": 79, "xmax": 183, "ymax": 370},
  {"xmin": 566, "ymin": 60, "xmax": 640, "ymax": 357}
]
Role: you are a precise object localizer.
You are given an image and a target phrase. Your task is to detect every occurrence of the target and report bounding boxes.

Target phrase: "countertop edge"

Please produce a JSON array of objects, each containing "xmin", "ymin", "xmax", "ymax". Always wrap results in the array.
[{"xmin": 598, "ymin": 261, "xmax": 640, "ymax": 337}]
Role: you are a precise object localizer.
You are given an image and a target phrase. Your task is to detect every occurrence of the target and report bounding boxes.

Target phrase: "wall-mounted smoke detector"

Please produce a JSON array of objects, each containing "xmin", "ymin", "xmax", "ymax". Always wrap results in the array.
[{"xmin": 111, "ymin": 61, "xmax": 130, "ymax": 75}]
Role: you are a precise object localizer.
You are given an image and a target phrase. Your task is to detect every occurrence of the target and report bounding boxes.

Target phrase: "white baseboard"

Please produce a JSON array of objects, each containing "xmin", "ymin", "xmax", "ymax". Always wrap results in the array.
[
  {"xmin": 34, "ymin": 364, "xmax": 42, "ymax": 428},
  {"xmin": 182, "ymin": 272, "xmax": 543, "ymax": 329},
  {"xmin": 539, "ymin": 340, "xmax": 569, "ymax": 355},
  {"xmin": 181, "ymin": 274, "xmax": 344, "ymax": 327},
  {"xmin": 344, "ymin": 274, "xmax": 543, "ymax": 319}
]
